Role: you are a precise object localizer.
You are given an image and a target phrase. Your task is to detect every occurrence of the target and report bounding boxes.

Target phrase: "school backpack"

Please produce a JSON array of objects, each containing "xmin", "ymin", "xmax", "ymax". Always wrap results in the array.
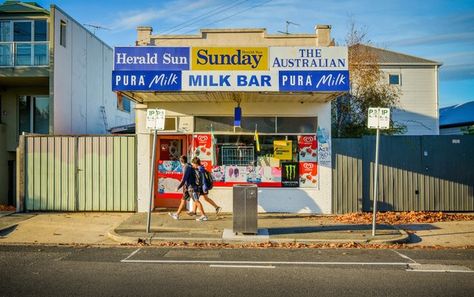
[{"xmin": 203, "ymin": 169, "xmax": 214, "ymax": 190}]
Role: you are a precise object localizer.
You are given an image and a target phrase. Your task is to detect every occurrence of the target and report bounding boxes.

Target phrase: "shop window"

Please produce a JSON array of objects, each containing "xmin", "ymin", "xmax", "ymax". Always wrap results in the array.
[
  {"xmin": 60, "ymin": 20, "xmax": 67, "ymax": 47},
  {"xmin": 389, "ymin": 74, "xmax": 400, "ymax": 85},
  {"xmin": 214, "ymin": 135, "xmax": 298, "ymax": 166},
  {"xmin": 195, "ymin": 116, "xmax": 276, "ymax": 133},
  {"xmin": 277, "ymin": 117, "xmax": 317, "ymax": 133},
  {"xmin": 19, "ymin": 95, "xmax": 49, "ymax": 134}
]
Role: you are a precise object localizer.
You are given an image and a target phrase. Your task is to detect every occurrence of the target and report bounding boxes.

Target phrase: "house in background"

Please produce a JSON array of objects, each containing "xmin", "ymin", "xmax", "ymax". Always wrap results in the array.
[
  {"xmin": 439, "ymin": 101, "xmax": 474, "ymax": 135},
  {"xmin": 360, "ymin": 45, "xmax": 442, "ymax": 135},
  {"xmin": 0, "ymin": 1, "xmax": 135, "ymax": 205}
]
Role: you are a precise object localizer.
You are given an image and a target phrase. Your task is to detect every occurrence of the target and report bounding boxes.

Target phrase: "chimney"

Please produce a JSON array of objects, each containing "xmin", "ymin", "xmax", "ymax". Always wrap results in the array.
[
  {"xmin": 315, "ymin": 25, "xmax": 332, "ymax": 46},
  {"xmin": 136, "ymin": 26, "xmax": 153, "ymax": 45}
]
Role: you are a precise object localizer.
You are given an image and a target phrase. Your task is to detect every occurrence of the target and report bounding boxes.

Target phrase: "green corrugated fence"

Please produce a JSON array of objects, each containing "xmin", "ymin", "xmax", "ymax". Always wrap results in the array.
[{"xmin": 23, "ymin": 135, "xmax": 136, "ymax": 211}]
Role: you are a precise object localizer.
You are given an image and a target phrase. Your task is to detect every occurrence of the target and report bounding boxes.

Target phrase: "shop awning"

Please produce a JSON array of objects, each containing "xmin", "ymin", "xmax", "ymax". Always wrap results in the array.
[{"xmin": 119, "ymin": 91, "xmax": 343, "ymax": 104}]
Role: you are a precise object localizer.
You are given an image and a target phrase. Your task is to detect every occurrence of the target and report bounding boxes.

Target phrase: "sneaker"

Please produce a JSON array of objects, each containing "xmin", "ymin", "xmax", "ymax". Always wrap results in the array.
[
  {"xmin": 168, "ymin": 212, "xmax": 179, "ymax": 220},
  {"xmin": 196, "ymin": 215, "xmax": 208, "ymax": 222},
  {"xmin": 215, "ymin": 207, "xmax": 221, "ymax": 215},
  {"xmin": 186, "ymin": 211, "xmax": 196, "ymax": 216}
]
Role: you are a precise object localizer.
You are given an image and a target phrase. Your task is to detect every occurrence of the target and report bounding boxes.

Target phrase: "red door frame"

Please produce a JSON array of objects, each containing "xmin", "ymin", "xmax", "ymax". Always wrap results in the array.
[{"xmin": 154, "ymin": 135, "xmax": 188, "ymax": 209}]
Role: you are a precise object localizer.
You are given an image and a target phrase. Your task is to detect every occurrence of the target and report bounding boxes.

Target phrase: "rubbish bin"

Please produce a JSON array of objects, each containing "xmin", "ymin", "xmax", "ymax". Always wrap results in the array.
[{"xmin": 233, "ymin": 184, "xmax": 258, "ymax": 234}]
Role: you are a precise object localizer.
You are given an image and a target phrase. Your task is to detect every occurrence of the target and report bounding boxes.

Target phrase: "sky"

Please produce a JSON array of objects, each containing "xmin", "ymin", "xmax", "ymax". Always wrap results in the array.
[{"xmin": 35, "ymin": 0, "xmax": 474, "ymax": 107}]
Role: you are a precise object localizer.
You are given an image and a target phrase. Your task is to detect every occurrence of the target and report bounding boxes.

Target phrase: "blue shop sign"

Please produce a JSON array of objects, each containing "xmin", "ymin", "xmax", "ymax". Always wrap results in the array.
[
  {"xmin": 112, "ymin": 71, "xmax": 182, "ymax": 91},
  {"xmin": 279, "ymin": 70, "xmax": 350, "ymax": 92},
  {"xmin": 114, "ymin": 47, "xmax": 189, "ymax": 70}
]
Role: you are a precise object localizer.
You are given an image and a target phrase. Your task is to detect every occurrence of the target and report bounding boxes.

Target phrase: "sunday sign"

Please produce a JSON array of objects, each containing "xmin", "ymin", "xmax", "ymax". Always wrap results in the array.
[{"xmin": 112, "ymin": 46, "xmax": 349, "ymax": 92}]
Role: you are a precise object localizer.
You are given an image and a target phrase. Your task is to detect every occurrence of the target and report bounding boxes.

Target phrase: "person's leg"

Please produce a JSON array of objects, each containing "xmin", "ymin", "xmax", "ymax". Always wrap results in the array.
[
  {"xmin": 176, "ymin": 199, "xmax": 186, "ymax": 216},
  {"xmin": 202, "ymin": 194, "xmax": 218, "ymax": 208}
]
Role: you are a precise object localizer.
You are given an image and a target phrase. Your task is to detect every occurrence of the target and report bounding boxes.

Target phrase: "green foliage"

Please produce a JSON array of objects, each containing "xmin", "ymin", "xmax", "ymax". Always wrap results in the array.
[{"xmin": 461, "ymin": 125, "xmax": 474, "ymax": 135}]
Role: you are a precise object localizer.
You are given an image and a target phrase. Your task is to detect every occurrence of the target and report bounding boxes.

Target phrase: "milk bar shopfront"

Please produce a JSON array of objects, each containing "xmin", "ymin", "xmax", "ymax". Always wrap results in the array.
[{"xmin": 113, "ymin": 26, "xmax": 349, "ymax": 214}]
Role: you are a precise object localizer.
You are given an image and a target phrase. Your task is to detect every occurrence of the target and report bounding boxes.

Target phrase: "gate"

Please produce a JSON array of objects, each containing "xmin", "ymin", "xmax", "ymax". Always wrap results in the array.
[{"xmin": 20, "ymin": 135, "xmax": 136, "ymax": 211}]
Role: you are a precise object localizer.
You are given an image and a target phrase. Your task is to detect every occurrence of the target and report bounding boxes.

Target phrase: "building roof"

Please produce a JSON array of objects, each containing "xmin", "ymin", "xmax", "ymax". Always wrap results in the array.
[
  {"xmin": 354, "ymin": 44, "xmax": 442, "ymax": 66},
  {"xmin": 0, "ymin": 1, "xmax": 49, "ymax": 15},
  {"xmin": 439, "ymin": 101, "xmax": 474, "ymax": 128}
]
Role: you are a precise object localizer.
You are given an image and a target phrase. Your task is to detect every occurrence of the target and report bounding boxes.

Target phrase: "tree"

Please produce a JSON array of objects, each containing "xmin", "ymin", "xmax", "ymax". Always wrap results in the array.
[
  {"xmin": 461, "ymin": 125, "xmax": 474, "ymax": 135},
  {"xmin": 332, "ymin": 22, "xmax": 406, "ymax": 138}
]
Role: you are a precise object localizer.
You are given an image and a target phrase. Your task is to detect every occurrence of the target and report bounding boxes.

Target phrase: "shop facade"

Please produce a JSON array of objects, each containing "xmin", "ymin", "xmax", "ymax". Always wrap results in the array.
[{"xmin": 113, "ymin": 26, "xmax": 349, "ymax": 214}]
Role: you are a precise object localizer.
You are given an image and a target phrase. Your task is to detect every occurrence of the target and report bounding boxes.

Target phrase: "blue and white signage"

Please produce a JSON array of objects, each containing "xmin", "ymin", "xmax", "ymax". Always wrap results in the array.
[
  {"xmin": 270, "ymin": 47, "xmax": 348, "ymax": 71},
  {"xmin": 112, "ymin": 71, "xmax": 181, "ymax": 91},
  {"xmin": 112, "ymin": 46, "xmax": 350, "ymax": 92},
  {"xmin": 279, "ymin": 70, "xmax": 349, "ymax": 92},
  {"xmin": 114, "ymin": 47, "xmax": 189, "ymax": 70},
  {"xmin": 182, "ymin": 71, "xmax": 278, "ymax": 91}
]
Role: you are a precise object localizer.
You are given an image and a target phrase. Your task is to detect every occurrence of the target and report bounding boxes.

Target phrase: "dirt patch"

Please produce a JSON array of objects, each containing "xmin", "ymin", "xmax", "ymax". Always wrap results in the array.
[
  {"xmin": 0, "ymin": 205, "xmax": 16, "ymax": 211},
  {"xmin": 333, "ymin": 212, "xmax": 474, "ymax": 225}
]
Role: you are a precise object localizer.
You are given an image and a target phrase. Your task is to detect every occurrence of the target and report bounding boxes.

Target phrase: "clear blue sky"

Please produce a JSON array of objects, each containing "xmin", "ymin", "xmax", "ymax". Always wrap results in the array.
[{"xmin": 37, "ymin": 0, "xmax": 474, "ymax": 107}]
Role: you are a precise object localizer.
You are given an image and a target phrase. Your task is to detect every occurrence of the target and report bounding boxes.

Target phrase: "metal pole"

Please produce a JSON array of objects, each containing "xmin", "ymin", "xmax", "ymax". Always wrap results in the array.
[
  {"xmin": 146, "ymin": 129, "xmax": 158, "ymax": 233},
  {"xmin": 372, "ymin": 128, "xmax": 380, "ymax": 236}
]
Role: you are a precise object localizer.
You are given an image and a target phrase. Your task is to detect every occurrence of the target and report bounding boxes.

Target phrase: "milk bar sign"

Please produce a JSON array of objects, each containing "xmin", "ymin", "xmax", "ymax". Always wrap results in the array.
[
  {"xmin": 112, "ymin": 46, "xmax": 349, "ymax": 92},
  {"xmin": 368, "ymin": 108, "xmax": 390, "ymax": 129}
]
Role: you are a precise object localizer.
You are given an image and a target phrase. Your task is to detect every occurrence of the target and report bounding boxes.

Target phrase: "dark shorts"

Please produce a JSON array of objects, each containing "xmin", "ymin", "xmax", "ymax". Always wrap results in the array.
[{"xmin": 182, "ymin": 187, "xmax": 200, "ymax": 201}]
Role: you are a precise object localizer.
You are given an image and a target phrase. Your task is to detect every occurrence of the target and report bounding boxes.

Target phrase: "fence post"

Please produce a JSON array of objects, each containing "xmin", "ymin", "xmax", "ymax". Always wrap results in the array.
[{"xmin": 16, "ymin": 135, "xmax": 25, "ymax": 212}]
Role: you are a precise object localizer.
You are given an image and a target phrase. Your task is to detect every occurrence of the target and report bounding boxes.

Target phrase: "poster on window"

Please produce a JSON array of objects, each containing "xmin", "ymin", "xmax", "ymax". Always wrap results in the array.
[
  {"xmin": 274, "ymin": 140, "xmax": 292, "ymax": 160},
  {"xmin": 281, "ymin": 162, "xmax": 299, "ymax": 187},
  {"xmin": 298, "ymin": 135, "xmax": 318, "ymax": 162},
  {"xmin": 156, "ymin": 160, "xmax": 183, "ymax": 196},
  {"xmin": 299, "ymin": 162, "xmax": 318, "ymax": 188},
  {"xmin": 192, "ymin": 134, "xmax": 213, "ymax": 161},
  {"xmin": 224, "ymin": 165, "xmax": 248, "ymax": 182}
]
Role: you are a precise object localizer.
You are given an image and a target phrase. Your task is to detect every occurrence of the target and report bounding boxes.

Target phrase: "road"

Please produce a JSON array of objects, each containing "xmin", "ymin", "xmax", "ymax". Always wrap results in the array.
[{"xmin": 0, "ymin": 245, "xmax": 473, "ymax": 297}]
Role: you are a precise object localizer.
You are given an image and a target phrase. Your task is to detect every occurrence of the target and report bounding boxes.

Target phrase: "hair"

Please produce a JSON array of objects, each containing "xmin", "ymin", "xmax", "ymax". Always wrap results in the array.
[
  {"xmin": 179, "ymin": 155, "xmax": 187, "ymax": 163},
  {"xmin": 191, "ymin": 156, "xmax": 201, "ymax": 166}
]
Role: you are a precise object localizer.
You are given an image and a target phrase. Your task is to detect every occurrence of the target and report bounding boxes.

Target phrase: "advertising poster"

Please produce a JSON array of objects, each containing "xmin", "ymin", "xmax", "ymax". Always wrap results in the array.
[
  {"xmin": 274, "ymin": 140, "xmax": 292, "ymax": 160},
  {"xmin": 193, "ymin": 134, "xmax": 213, "ymax": 161},
  {"xmin": 299, "ymin": 162, "xmax": 318, "ymax": 188},
  {"xmin": 200, "ymin": 160, "xmax": 213, "ymax": 172},
  {"xmin": 281, "ymin": 162, "xmax": 299, "ymax": 187},
  {"xmin": 298, "ymin": 135, "xmax": 318, "ymax": 162},
  {"xmin": 224, "ymin": 165, "xmax": 248, "ymax": 182},
  {"xmin": 156, "ymin": 160, "xmax": 183, "ymax": 196}
]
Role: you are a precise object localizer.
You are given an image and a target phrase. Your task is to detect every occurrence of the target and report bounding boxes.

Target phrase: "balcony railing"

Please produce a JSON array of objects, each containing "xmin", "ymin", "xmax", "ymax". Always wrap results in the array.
[{"xmin": 0, "ymin": 41, "xmax": 49, "ymax": 67}]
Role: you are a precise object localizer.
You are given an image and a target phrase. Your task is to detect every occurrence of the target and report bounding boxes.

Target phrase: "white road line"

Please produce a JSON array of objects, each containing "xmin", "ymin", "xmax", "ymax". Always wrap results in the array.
[
  {"xmin": 406, "ymin": 270, "xmax": 474, "ymax": 273},
  {"xmin": 121, "ymin": 259, "xmax": 411, "ymax": 266},
  {"xmin": 392, "ymin": 250, "xmax": 418, "ymax": 264},
  {"xmin": 121, "ymin": 248, "xmax": 141, "ymax": 262},
  {"xmin": 210, "ymin": 265, "xmax": 275, "ymax": 269}
]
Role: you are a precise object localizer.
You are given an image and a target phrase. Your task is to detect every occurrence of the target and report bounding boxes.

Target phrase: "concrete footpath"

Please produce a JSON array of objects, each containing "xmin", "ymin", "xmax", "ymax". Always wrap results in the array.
[{"xmin": 0, "ymin": 211, "xmax": 473, "ymax": 247}]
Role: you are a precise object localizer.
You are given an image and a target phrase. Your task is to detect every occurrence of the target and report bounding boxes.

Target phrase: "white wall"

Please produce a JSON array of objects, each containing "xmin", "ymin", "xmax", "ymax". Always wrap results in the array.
[
  {"xmin": 52, "ymin": 7, "xmax": 134, "ymax": 134},
  {"xmin": 136, "ymin": 100, "xmax": 332, "ymax": 214},
  {"xmin": 381, "ymin": 65, "xmax": 439, "ymax": 135}
]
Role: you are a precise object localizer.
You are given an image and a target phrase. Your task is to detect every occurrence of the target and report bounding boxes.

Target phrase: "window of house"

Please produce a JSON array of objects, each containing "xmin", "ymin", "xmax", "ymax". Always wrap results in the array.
[
  {"xmin": 117, "ymin": 93, "xmax": 131, "ymax": 112},
  {"xmin": 19, "ymin": 95, "xmax": 49, "ymax": 134},
  {"xmin": 389, "ymin": 74, "xmax": 400, "ymax": 85},
  {"xmin": 60, "ymin": 20, "xmax": 66, "ymax": 47}
]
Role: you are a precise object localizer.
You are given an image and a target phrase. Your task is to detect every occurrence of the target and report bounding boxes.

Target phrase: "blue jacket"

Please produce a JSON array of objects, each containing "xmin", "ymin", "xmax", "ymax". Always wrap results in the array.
[
  {"xmin": 198, "ymin": 165, "xmax": 208, "ymax": 193},
  {"xmin": 177, "ymin": 164, "xmax": 198, "ymax": 190}
]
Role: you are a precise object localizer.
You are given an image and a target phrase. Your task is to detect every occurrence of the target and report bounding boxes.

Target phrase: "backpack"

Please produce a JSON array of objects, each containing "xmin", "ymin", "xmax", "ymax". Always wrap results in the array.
[{"xmin": 203, "ymin": 169, "xmax": 214, "ymax": 190}]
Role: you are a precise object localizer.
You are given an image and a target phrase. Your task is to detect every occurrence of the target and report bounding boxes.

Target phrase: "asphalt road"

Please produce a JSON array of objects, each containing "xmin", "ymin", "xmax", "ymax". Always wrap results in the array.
[{"xmin": 0, "ymin": 245, "xmax": 473, "ymax": 297}]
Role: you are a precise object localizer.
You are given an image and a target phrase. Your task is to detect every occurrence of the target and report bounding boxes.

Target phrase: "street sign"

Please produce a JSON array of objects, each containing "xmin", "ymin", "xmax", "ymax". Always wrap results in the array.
[
  {"xmin": 146, "ymin": 109, "xmax": 166, "ymax": 130},
  {"xmin": 368, "ymin": 107, "xmax": 390, "ymax": 130}
]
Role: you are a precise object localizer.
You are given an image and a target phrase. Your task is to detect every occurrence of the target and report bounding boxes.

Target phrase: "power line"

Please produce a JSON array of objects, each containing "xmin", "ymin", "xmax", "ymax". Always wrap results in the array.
[
  {"xmin": 160, "ymin": 0, "xmax": 251, "ymax": 35},
  {"xmin": 182, "ymin": 0, "xmax": 273, "ymax": 34}
]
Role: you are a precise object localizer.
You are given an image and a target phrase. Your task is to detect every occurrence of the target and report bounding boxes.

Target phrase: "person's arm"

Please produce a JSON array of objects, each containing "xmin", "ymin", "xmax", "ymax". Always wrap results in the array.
[
  {"xmin": 177, "ymin": 165, "xmax": 189, "ymax": 190},
  {"xmin": 200, "ymin": 166, "xmax": 208, "ymax": 192}
]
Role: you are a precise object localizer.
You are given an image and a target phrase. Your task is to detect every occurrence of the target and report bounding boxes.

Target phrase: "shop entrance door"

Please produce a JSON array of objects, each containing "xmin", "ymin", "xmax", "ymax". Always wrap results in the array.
[{"xmin": 154, "ymin": 135, "xmax": 188, "ymax": 208}]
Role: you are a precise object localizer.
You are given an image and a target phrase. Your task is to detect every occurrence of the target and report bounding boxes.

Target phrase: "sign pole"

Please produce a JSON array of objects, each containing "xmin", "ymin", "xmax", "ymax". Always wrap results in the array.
[
  {"xmin": 371, "ymin": 126, "xmax": 380, "ymax": 236},
  {"xmin": 146, "ymin": 128, "xmax": 158, "ymax": 234}
]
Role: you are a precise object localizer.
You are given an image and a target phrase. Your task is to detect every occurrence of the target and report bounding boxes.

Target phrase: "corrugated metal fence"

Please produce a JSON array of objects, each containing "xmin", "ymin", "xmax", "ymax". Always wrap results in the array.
[
  {"xmin": 21, "ymin": 135, "xmax": 136, "ymax": 211},
  {"xmin": 332, "ymin": 135, "xmax": 474, "ymax": 213}
]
